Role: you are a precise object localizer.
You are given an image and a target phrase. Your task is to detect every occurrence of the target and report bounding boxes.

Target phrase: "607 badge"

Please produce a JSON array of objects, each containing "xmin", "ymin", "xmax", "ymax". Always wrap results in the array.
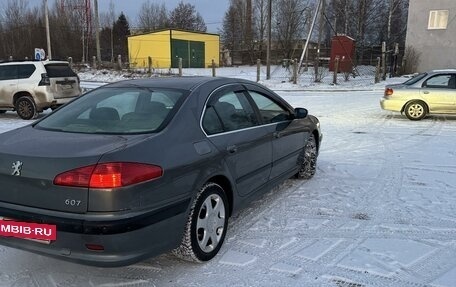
[{"xmin": 0, "ymin": 218, "xmax": 56, "ymax": 241}]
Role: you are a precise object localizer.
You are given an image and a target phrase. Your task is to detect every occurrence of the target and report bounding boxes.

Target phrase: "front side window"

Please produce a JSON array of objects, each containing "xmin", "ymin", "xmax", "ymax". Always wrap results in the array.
[
  {"xmin": 203, "ymin": 91, "xmax": 257, "ymax": 135},
  {"xmin": 249, "ymin": 91, "xmax": 291, "ymax": 123},
  {"xmin": 423, "ymin": 74, "xmax": 454, "ymax": 89},
  {"xmin": 35, "ymin": 87, "xmax": 185, "ymax": 134},
  {"xmin": 428, "ymin": 10, "xmax": 449, "ymax": 29}
]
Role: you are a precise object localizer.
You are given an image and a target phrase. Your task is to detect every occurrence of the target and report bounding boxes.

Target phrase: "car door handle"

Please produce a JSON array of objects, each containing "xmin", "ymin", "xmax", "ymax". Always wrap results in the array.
[
  {"xmin": 273, "ymin": 132, "xmax": 281, "ymax": 138},
  {"xmin": 423, "ymin": 91, "xmax": 430, "ymax": 94},
  {"xmin": 227, "ymin": 145, "xmax": 238, "ymax": 153}
]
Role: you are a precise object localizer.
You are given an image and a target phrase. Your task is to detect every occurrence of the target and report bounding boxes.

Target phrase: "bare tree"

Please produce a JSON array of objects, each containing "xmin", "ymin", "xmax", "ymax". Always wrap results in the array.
[
  {"xmin": 253, "ymin": 0, "xmax": 268, "ymax": 59},
  {"xmin": 137, "ymin": 1, "xmax": 169, "ymax": 32},
  {"xmin": 2, "ymin": 0, "xmax": 29, "ymax": 57},
  {"xmin": 328, "ymin": 0, "xmax": 394, "ymax": 63},
  {"xmin": 354, "ymin": 0, "xmax": 386, "ymax": 62},
  {"xmin": 274, "ymin": 0, "xmax": 312, "ymax": 59},
  {"xmin": 99, "ymin": 1, "xmax": 116, "ymax": 61},
  {"xmin": 221, "ymin": 0, "xmax": 259, "ymax": 64},
  {"xmin": 169, "ymin": 1, "xmax": 207, "ymax": 32},
  {"xmin": 386, "ymin": 0, "xmax": 408, "ymax": 46}
]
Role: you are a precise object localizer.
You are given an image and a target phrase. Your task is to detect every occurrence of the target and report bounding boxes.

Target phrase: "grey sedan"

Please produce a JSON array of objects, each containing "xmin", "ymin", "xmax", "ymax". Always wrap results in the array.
[
  {"xmin": 380, "ymin": 69, "xmax": 456, "ymax": 120},
  {"xmin": 0, "ymin": 77, "xmax": 322, "ymax": 266}
]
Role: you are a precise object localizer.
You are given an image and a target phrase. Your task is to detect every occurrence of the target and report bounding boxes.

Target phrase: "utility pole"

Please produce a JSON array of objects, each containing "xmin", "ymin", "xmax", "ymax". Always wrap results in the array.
[
  {"xmin": 94, "ymin": 0, "xmax": 101, "ymax": 65},
  {"xmin": 266, "ymin": 0, "xmax": 272, "ymax": 79},
  {"xmin": 344, "ymin": 0, "xmax": 348, "ymax": 34},
  {"xmin": 314, "ymin": 0, "xmax": 325, "ymax": 82},
  {"xmin": 317, "ymin": 0, "xmax": 325, "ymax": 53},
  {"xmin": 109, "ymin": 0, "xmax": 115, "ymax": 63},
  {"xmin": 44, "ymin": 0, "xmax": 52, "ymax": 60},
  {"xmin": 298, "ymin": 0, "xmax": 322, "ymax": 73},
  {"xmin": 246, "ymin": 0, "xmax": 252, "ymax": 63},
  {"xmin": 387, "ymin": 0, "xmax": 397, "ymax": 46}
]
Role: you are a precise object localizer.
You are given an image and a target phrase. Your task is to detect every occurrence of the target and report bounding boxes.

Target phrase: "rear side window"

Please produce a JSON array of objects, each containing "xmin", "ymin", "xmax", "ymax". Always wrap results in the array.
[
  {"xmin": 0, "ymin": 65, "xmax": 17, "ymax": 80},
  {"xmin": 44, "ymin": 64, "xmax": 77, "ymax": 78},
  {"xmin": 423, "ymin": 74, "xmax": 454, "ymax": 89},
  {"xmin": 202, "ymin": 106, "xmax": 224, "ymax": 135},
  {"xmin": 18, "ymin": 65, "xmax": 36, "ymax": 79},
  {"xmin": 203, "ymin": 91, "xmax": 258, "ymax": 135}
]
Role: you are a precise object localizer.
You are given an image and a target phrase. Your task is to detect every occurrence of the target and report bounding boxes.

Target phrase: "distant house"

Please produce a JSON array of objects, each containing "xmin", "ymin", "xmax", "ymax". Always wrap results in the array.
[
  {"xmin": 405, "ymin": 0, "xmax": 456, "ymax": 72},
  {"xmin": 128, "ymin": 29, "xmax": 220, "ymax": 69}
]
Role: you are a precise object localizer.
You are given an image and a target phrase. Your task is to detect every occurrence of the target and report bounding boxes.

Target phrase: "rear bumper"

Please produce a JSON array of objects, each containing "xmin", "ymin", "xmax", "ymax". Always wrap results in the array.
[
  {"xmin": 380, "ymin": 98, "xmax": 404, "ymax": 112},
  {"xmin": 33, "ymin": 86, "xmax": 80, "ymax": 110},
  {"xmin": 0, "ymin": 199, "xmax": 190, "ymax": 267}
]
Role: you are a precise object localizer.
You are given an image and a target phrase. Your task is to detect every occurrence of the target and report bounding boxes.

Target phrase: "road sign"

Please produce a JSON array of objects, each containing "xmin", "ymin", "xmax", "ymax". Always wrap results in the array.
[{"xmin": 34, "ymin": 48, "xmax": 46, "ymax": 61}]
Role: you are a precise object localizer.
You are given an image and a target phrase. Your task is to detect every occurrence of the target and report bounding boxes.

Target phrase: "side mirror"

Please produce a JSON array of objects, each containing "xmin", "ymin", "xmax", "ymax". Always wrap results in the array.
[{"xmin": 294, "ymin": 108, "xmax": 308, "ymax": 119}]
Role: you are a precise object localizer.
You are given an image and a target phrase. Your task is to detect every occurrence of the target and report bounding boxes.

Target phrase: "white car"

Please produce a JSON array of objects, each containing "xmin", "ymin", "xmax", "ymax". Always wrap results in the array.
[
  {"xmin": 380, "ymin": 69, "xmax": 456, "ymax": 120},
  {"xmin": 0, "ymin": 60, "xmax": 81, "ymax": 119}
]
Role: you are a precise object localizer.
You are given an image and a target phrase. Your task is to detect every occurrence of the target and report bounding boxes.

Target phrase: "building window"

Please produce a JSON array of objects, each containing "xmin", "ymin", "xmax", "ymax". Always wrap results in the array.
[{"xmin": 428, "ymin": 10, "xmax": 449, "ymax": 29}]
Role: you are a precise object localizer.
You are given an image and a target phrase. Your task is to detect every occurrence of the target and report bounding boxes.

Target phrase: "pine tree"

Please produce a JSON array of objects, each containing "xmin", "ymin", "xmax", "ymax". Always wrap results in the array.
[{"xmin": 113, "ymin": 12, "xmax": 130, "ymax": 61}]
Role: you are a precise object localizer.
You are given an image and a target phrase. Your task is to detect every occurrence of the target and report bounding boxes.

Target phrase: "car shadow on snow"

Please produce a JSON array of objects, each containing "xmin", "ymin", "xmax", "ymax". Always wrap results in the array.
[
  {"xmin": 0, "ymin": 111, "xmax": 49, "ymax": 121},
  {"xmin": 384, "ymin": 113, "xmax": 456, "ymax": 121}
]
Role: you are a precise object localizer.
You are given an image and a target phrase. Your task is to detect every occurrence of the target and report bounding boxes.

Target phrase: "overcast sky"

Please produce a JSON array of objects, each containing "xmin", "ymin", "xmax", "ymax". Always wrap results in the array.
[{"xmin": 0, "ymin": 0, "xmax": 229, "ymax": 33}]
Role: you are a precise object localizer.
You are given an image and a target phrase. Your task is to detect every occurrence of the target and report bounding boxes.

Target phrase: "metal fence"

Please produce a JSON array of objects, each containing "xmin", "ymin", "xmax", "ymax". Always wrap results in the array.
[{"xmin": 77, "ymin": 55, "xmax": 383, "ymax": 89}]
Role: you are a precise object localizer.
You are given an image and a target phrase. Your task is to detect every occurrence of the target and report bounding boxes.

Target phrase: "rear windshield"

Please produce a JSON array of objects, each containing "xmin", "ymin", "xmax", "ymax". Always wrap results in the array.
[
  {"xmin": 403, "ymin": 73, "xmax": 427, "ymax": 85},
  {"xmin": 35, "ymin": 86, "xmax": 187, "ymax": 134},
  {"xmin": 45, "ymin": 64, "xmax": 77, "ymax": 78}
]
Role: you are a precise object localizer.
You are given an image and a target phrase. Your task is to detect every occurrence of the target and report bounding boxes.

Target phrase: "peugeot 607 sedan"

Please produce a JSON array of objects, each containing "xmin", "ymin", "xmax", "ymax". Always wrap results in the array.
[{"xmin": 0, "ymin": 77, "xmax": 322, "ymax": 267}]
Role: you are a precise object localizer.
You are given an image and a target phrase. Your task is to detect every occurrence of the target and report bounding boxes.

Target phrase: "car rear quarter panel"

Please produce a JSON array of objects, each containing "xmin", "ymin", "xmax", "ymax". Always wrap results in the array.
[{"xmin": 382, "ymin": 86, "xmax": 422, "ymax": 112}]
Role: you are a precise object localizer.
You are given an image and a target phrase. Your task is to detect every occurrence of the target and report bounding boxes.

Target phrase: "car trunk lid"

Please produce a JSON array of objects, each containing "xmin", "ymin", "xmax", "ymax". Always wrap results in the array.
[
  {"xmin": 0, "ymin": 126, "xmax": 137, "ymax": 213},
  {"xmin": 44, "ymin": 63, "xmax": 80, "ymax": 99}
]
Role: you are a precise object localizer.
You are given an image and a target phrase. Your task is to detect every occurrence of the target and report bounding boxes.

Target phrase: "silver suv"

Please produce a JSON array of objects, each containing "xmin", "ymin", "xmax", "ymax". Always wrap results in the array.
[{"xmin": 0, "ymin": 60, "xmax": 81, "ymax": 119}]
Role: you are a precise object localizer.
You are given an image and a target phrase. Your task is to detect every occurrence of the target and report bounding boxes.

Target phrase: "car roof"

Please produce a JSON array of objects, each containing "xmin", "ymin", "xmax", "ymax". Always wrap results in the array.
[
  {"xmin": 43, "ymin": 61, "xmax": 71, "ymax": 65},
  {"xmin": 430, "ymin": 69, "xmax": 456, "ymax": 73},
  {"xmin": 104, "ymin": 77, "xmax": 254, "ymax": 91},
  {"xmin": 0, "ymin": 60, "xmax": 69, "ymax": 65}
]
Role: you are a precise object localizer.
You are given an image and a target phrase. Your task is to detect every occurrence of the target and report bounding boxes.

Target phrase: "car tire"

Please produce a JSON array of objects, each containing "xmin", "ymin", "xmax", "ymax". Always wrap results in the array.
[
  {"xmin": 404, "ymin": 101, "xmax": 427, "ymax": 121},
  {"xmin": 173, "ymin": 182, "xmax": 228, "ymax": 262},
  {"xmin": 296, "ymin": 134, "xmax": 317, "ymax": 179},
  {"xmin": 15, "ymin": 96, "xmax": 37, "ymax": 120}
]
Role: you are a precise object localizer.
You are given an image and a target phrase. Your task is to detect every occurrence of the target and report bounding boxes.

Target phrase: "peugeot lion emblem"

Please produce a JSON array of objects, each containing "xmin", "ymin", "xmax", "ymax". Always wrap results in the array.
[{"xmin": 11, "ymin": 160, "xmax": 23, "ymax": 176}]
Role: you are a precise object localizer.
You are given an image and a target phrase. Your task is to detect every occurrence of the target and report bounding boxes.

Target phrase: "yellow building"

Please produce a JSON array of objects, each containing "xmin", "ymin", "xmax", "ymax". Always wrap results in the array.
[{"xmin": 128, "ymin": 29, "xmax": 220, "ymax": 69}]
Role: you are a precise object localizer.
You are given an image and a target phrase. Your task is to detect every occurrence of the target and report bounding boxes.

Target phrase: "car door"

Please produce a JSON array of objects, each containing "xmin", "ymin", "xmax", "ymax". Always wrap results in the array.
[
  {"xmin": 245, "ymin": 85, "xmax": 309, "ymax": 181},
  {"xmin": 0, "ymin": 65, "xmax": 18, "ymax": 106},
  {"xmin": 202, "ymin": 84, "xmax": 272, "ymax": 196},
  {"xmin": 420, "ymin": 73, "xmax": 456, "ymax": 112}
]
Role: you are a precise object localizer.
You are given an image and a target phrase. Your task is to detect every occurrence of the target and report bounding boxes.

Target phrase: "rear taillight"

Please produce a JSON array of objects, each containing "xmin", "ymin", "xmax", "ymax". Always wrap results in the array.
[
  {"xmin": 38, "ymin": 73, "xmax": 50, "ymax": 86},
  {"xmin": 54, "ymin": 162, "xmax": 163, "ymax": 188},
  {"xmin": 385, "ymin": 88, "xmax": 393, "ymax": 97}
]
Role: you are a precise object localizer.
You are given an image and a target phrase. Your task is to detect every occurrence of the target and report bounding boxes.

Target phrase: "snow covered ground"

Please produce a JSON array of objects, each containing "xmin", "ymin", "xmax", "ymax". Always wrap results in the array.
[{"xmin": 0, "ymin": 69, "xmax": 455, "ymax": 286}]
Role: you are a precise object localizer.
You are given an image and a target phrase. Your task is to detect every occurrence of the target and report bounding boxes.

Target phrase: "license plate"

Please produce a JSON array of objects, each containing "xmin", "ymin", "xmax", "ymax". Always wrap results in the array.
[
  {"xmin": 0, "ymin": 218, "xmax": 56, "ymax": 241},
  {"xmin": 61, "ymin": 84, "xmax": 72, "ymax": 90}
]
